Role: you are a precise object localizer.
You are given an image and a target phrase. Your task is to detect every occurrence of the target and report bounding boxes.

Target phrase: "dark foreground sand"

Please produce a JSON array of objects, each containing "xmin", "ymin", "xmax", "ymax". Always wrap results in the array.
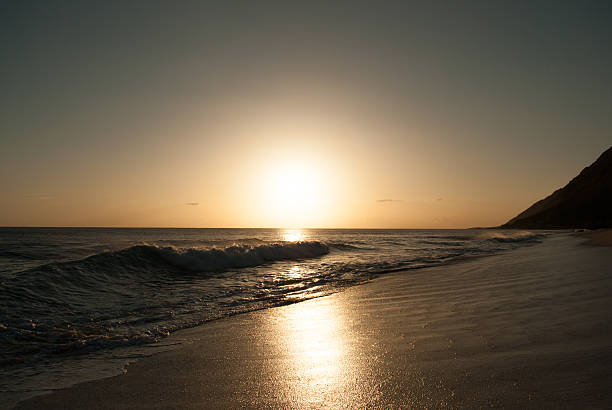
[
  {"xmin": 575, "ymin": 229, "xmax": 612, "ymax": 247},
  {"xmin": 15, "ymin": 235, "xmax": 612, "ymax": 409}
]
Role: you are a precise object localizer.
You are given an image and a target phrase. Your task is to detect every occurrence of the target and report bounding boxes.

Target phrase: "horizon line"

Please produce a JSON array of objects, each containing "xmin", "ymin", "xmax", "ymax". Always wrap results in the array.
[{"xmin": 0, "ymin": 225, "xmax": 497, "ymax": 230}]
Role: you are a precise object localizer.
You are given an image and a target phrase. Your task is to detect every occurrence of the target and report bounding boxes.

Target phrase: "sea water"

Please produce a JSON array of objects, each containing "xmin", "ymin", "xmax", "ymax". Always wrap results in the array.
[{"xmin": 0, "ymin": 227, "xmax": 550, "ymax": 405}]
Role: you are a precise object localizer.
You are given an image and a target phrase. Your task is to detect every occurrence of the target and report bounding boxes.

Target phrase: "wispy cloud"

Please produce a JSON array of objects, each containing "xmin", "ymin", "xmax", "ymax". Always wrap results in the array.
[
  {"xmin": 432, "ymin": 216, "xmax": 449, "ymax": 223},
  {"xmin": 376, "ymin": 199, "xmax": 402, "ymax": 203},
  {"xmin": 185, "ymin": 202, "xmax": 200, "ymax": 206},
  {"xmin": 25, "ymin": 194, "xmax": 55, "ymax": 200}
]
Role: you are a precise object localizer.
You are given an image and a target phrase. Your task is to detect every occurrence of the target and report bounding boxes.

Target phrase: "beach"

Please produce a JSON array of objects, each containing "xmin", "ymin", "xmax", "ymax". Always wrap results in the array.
[
  {"xmin": 12, "ymin": 233, "xmax": 612, "ymax": 409},
  {"xmin": 575, "ymin": 229, "xmax": 612, "ymax": 247},
  {"xmin": 4, "ymin": 1, "xmax": 611, "ymax": 408}
]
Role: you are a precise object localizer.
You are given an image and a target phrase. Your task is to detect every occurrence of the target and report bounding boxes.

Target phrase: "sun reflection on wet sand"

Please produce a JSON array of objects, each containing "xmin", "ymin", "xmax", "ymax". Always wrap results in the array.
[
  {"xmin": 264, "ymin": 297, "xmax": 380, "ymax": 408},
  {"xmin": 284, "ymin": 300, "xmax": 344, "ymax": 383}
]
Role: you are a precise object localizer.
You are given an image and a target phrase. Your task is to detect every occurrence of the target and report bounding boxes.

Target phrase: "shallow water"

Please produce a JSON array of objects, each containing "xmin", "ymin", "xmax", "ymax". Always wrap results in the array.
[{"xmin": 0, "ymin": 227, "xmax": 551, "ymax": 405}]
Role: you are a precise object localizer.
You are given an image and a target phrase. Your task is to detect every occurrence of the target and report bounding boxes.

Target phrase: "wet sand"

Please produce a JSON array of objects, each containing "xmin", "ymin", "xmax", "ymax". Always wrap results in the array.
[
  {"xmin": 15, "ymin": 234, "xmax": 612, "ymax": 409},
  {"xmin": 575, "ymin": 229, "xmax": 612, "ymax": 247}
]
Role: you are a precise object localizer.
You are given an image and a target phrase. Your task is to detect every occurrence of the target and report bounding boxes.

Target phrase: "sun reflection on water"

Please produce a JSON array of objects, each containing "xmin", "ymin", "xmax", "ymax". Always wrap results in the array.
[
  {"xmin": 282, "ymin": 229, "xmax": 305, "ymax": 242},
  {"xmin": 287, "ymin": 265, "xmax": 302, "ymax": 279}
]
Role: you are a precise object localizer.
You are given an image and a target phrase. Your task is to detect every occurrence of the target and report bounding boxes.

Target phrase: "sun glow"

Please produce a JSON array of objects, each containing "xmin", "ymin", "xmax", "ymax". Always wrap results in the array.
[{"xmin": 263, "ymin": 160, "xmax": 327, "ymax": 227}]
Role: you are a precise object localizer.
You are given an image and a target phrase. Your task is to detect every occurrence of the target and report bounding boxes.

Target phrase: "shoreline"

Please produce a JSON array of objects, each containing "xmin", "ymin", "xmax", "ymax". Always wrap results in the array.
[
  {"xmin": 574, "ymin": 228, "xmax": 612, "ymax": 247},
  {"xmin": 12, "ymin": 234, "xmax": 612, "ymax": 408}
]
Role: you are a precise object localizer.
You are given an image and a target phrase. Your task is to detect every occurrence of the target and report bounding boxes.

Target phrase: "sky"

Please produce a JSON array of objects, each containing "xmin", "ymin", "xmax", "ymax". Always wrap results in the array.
[{"xmin": 1, "ymin": 1, "xmax": 611, "ymax": 228}]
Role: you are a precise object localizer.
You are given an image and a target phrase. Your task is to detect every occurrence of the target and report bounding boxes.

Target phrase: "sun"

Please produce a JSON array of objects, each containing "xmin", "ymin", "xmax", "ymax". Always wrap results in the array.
[
  {"xmin": 272, "ymin": 162, "xmax": 316, "ymax": 207},
  {"xmin": 264, "ymin": 159, "xmax": 325, "ymax": 227}
]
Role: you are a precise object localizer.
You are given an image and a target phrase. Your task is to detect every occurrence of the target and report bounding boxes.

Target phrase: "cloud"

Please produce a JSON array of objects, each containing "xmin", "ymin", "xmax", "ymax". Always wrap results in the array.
[
  {"xmin": 25, "ymin": 194, "xmax": 55, "ymax": 200},
  {"xmin": 432, "ymin": 216, "xmax": 450, "ymax": 223},
  {"xmin": 185, "ymin": 202, "xmax": 200, "ymax": 206},
  {"xmin": 376, "ymin": 199, "xmax": 402, "ymax": 203},
  {"xmin": 436, "ymin": 197, "xmax": 443, "ymax": 201}
]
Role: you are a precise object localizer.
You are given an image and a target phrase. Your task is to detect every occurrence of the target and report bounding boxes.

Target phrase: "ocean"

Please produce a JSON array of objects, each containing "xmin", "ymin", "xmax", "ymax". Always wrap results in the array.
[{"xmin": 0, "ymin": 227, "xmax": 550, "ymax": 405}]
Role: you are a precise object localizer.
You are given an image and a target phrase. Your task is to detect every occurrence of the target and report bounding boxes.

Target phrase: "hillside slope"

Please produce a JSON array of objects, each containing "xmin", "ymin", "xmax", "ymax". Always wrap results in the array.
[{"xmin": 502, "ymin": 146, "xmax": 612, "ymax": 229}]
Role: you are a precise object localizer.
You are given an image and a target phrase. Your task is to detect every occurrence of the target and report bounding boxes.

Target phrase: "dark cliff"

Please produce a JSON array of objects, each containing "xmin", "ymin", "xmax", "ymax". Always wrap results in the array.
[{"xmin": 502, "ymin": 146, "xmax": 612, "ymax": 229}]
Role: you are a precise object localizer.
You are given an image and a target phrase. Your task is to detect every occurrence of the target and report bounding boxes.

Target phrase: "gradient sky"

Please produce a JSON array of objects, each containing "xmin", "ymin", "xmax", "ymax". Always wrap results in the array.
[{"xmin": 1, "ymin": 1, "xmax": 611, "ymax": 228}]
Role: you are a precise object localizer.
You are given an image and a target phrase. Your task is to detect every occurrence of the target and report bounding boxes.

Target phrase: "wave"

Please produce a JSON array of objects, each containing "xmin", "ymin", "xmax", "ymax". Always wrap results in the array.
[
  {"xmin": 326, "ymin": 242, "xmax": 375, "ymax": 251},
  {"xmin": 474, "ymin": 230, "xmax": 544, "ymax": 243},
  {"xmin": 14, "ymin": 241, "xmax": 330, "ymax": 281},
  {"xmin": 151, "ymin": 241, "xmax": 329, "ymax": 272}
]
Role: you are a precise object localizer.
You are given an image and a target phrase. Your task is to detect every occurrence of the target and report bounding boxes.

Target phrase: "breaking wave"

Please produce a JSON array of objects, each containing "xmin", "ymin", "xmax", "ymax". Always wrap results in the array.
[
  {"xmin": 22, "ymin": 241, "xmax": 331, "ymax": 280},
  {"xmin": 150, "ymin": 241, "xmax": 329, "ymax": 272},
  {"xmin": 474, "ymin": 230, "xmax": 544, "ymax": 243}
]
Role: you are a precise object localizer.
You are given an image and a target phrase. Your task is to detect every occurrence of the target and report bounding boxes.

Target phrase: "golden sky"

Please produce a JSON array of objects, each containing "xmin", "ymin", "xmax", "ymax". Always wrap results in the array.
[{"xmin": 1, "ymin": 2, "xmax": 611, "ymax": 228}]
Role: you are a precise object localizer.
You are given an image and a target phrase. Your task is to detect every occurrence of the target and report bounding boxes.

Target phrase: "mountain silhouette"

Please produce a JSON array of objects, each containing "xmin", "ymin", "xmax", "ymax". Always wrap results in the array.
[{"xmin": 502, "ymin": 146, "xmax": 612, "ymax": 229}]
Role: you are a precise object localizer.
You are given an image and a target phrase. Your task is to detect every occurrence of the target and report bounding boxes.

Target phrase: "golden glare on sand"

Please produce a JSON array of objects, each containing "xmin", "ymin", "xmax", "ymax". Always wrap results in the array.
[{"xmin": 263, "ymin": 297, "xmax": 381, "ymax": 408}]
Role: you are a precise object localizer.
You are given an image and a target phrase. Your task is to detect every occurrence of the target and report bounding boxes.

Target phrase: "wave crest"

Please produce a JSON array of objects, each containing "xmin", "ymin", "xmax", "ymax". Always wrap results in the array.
[
  {"xmin": 152, "ymin": 241, "xmax": 329, "ymax": 272},
  {"xmin": 474, "ymin": 230, "xmax": 544, "ymax": 243}
]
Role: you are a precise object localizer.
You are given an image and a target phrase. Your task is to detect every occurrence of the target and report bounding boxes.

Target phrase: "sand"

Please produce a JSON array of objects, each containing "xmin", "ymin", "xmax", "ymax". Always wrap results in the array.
[
  {"xmin": 14, "ymin": 234, "xmax": 612, "ymax": 409},
  {"xmin": 575, "ymin": 229, "xmax": 612, "ymax": 247}
]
